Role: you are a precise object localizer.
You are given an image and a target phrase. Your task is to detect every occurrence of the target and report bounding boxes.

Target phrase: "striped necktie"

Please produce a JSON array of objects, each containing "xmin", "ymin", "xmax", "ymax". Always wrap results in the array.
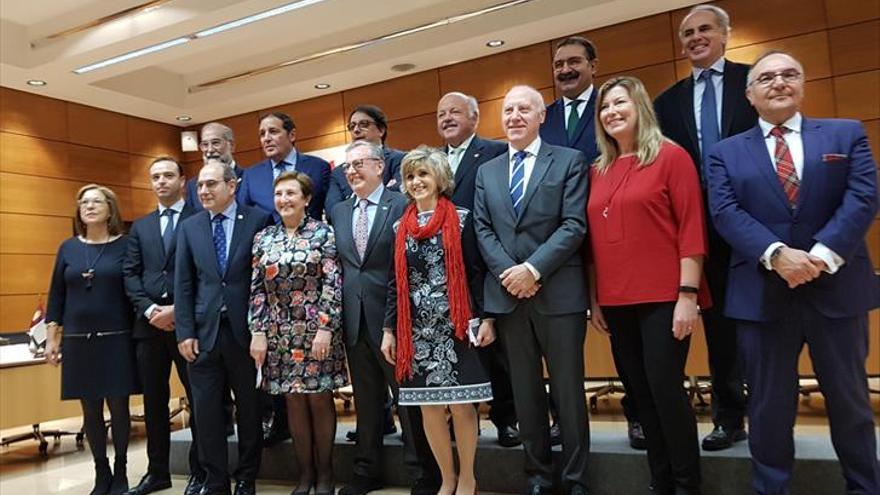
[{"xmin": 509, "ymin": 150, "xmax": 527, "ymax": 215}]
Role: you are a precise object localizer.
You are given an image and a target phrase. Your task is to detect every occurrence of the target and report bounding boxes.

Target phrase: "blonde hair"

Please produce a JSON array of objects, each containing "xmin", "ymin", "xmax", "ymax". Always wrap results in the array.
[
  {"xmin": 594, "ymin": 76, "xmax": 666, "ymax": 173},
  {"xmin": 400, "ymin": 146, "xmax": 455, "ymax": 201},
  {"xmin": 73, "ymin": 184, "xmax": 124, "ymax": 236}
]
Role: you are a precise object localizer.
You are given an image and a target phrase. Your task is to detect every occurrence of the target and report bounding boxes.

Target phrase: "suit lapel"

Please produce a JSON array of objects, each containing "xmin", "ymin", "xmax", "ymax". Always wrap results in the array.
[
  {"xmin": 517, "ymin": 143, "xmax": 553, "ymax": 221},
  {"xmin": 679, "ymin": 77, "xmax": 699, "ymax": 155},
  {"xmin": 361, "ymin": 191, "xmax": 393, "ymax": 263},
  {"xmin": 454, "ymin": 137, "xmax": 482, "ymax": 185},
  {"xmin": 744, "ymin": 126, "xmax": 791, "ymax": 212},
  {"xmin": 720, "ymin": 60, "xmax": 739, "ymax": 137},
  {"xmin": 225, "ymin": 206, "xmax": 248, "ymax": 276},
  {"xmin": 493, "ymin": 154, "xmax": 517, "ymax": 220},
  {"xmin": 797, "ymin": 118, "xmax": 821, "ymax": 212},
  {"xmin": 337, "ymin": 197, "xmax": 359, "ymax": 266}
]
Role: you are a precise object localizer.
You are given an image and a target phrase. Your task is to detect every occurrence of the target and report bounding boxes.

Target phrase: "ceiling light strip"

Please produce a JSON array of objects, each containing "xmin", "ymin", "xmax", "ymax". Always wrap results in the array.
[
  {"xmin": 190, "ymin": 0, "xmax": 536, "ymax": 91},
  {"xmin": 71, "ymin": 0, "xmax": 327, "ymax": 75},
  {"xmin": 31, "ymin": 0, "xmax": 174, "ymax": 49}
]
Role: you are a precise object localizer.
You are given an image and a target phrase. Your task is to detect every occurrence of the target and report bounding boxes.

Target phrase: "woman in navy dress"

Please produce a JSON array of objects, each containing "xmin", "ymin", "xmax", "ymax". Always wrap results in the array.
[
  {"xmin": 382, "ymin": 147, "xmax": 494, "ymax": 495},
  {"xmin": 249, "ymin": 171, "xmax": 346, "ymax": 495},
  {"xmin": 45, "ymin": 184, "xmax": 138, "ymax": 495}
]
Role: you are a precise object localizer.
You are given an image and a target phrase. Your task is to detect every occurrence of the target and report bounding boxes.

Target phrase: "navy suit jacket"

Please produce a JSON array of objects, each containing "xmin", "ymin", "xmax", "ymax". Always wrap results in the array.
[
  {"xmin": 239, "ymin": 152, "xmax": 331, "ymax": 221},
  {"xmin": 123, "ymin": 202, "xmax": 196, "ymax": 339},
  {"xmin": 324, "ymin": 147, "xmax": 404, "ymax": 218},
  {"xmin": 539, "ymin": 92, "xmax": 599, "ymax": 164},
  {"xmin": 449, "ymin": 136, "xmax": 508, "ymax": 210},
  {"xmin": 174, "ymin": 203, "xmax": 272, "ymax": 353},
  {"xmin": 185, "ymin": 165, "xmax": 244, "ymax": 213},
  {"xmin": 707, "ymin": 118, "xmax": 879, "ymax": 322}
]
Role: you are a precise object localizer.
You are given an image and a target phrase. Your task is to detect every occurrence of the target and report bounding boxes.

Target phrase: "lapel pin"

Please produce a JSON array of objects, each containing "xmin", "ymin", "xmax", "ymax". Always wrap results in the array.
[
  {"xmin": 237, "ymin": 214, "xmax": 244, "ymax": 220},
  {"xmin": 381, "ymin": 205, "xmax": 389, "ymax": 211},
  {"xmin": 474, "ymin": 153, "xmax": 480, "ymax": 158}
]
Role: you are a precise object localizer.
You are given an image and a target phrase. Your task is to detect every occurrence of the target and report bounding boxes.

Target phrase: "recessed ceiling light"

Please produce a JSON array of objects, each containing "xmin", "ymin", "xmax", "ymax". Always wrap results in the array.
[
  {"xmin": 26, "ymin": 79, "xmax": 47, "ymax": 86},
  {"xmin": 176, "ymin": 115, "xmax": 192, "ymax": 122},
  {"xmin": 486, "ymin": 39, "xmax": 505, "ymax": 48},
  {"xmin": 314, "ymin": 83, "xmax": 331, "ymax": 89},
  {"xmin": 391, "ymin": 63, "xmax": 416, "ymax": 72}
]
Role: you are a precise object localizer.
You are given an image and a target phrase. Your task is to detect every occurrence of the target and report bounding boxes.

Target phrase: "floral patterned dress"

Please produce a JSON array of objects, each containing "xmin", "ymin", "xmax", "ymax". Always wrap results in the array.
[
  {"xmin": 249, "ymin": 218, "xmax": 348, "ymax": 394},
  {"xmin": 395, "ymin": 208, "xmax": 493, "ymax": 406}
]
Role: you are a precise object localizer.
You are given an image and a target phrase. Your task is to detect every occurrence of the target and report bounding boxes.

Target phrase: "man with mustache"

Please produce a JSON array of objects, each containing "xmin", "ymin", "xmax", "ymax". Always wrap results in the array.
[
  {"xmin": 654, "ymin": 4, "xmax": 754, "ymax": 451},
  {"xmin": 186, "ymin": 122, "xmax": 244, "ymax": 211}
]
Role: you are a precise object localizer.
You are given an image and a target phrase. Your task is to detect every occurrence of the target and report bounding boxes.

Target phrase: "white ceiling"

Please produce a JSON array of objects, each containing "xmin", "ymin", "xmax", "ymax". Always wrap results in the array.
[{"xmin": 1, "ymin": 0, "xmax": 697, "ymax": 126}]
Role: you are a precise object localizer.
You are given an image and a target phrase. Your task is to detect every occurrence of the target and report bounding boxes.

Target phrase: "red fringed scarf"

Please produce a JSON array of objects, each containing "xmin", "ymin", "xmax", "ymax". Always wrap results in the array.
[{"xmin": 394, "ymin": 196, "xmax": 472, "ymax": 381}]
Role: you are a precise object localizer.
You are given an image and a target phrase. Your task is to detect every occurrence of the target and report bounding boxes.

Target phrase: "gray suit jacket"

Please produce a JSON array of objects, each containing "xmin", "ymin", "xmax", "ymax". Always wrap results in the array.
[
  {"xmin": 473, "ymin": 142, "xmax": 589, "ymax": 315},
  {"xmin": 329, "ymin": 188, "xmax": 407, "ymax": 349}
]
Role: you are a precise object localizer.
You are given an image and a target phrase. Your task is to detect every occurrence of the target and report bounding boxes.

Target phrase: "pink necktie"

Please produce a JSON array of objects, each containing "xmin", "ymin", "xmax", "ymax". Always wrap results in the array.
[{"xmin": 355, "ymin": 198, "xmax": 370, "ymax": 259}]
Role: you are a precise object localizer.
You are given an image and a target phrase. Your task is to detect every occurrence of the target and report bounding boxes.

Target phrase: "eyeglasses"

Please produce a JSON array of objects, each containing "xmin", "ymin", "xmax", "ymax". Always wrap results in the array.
[
  {"xmin": 750, "ymin": 69, "xmax": 802, "ymax": 87},
  {"xmin": 78, "ymin": 199, "xmax": 107, "ymax": 207},
  {"xmin": 341, "ymin": 157, "xmax": 381, "ymax": 173},
  {"xmin": 347, "ymin": 120, "xmax": 376, "ymax": 132},
  {"xmin": 199, "ymin": 139, "xmax": 228, "ymax": 150}
]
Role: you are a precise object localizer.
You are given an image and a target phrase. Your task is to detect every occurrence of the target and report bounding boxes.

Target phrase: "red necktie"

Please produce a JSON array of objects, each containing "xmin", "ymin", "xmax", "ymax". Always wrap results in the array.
[{"xmin": 770, "ymin": 126, "xmax": 799, "ymax": 207}]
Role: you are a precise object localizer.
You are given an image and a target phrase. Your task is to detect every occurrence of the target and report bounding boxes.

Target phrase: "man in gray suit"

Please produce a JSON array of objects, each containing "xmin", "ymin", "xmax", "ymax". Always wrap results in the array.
[
  {"xmin": 329, "ymin": 141, "xmax": 440, "ymax": 495},
  {"xmin": 473, "ymin": 85, "xmax": 590, "ymax": 495}
]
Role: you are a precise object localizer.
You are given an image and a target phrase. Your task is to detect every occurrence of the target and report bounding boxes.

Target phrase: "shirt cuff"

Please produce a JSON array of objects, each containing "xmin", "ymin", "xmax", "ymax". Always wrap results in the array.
[
  {"xmin": 761, "ymin": 242, "xmax": 786, "ymax": 271},
  {"xmin": 144, "ymin": 304, "xmax": 158, "ymax": 319},
  {"xmin": 523, "ymin": 262, "xmax": 541, "ymax": 281},
  {"xmin": 809, "ymin": 242, "xmax": 844, "ymax": 274}
]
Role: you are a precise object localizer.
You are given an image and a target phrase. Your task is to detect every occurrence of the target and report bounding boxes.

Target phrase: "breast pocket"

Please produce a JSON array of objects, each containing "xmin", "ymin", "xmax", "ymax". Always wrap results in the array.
[{"xmin": 530, "ymin": 181, "xmax": 562, "ymax": 216}]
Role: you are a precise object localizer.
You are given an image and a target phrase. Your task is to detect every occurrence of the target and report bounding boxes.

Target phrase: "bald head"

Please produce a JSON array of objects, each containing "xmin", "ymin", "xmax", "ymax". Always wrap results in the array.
[{"xmin": 502, "ymin": 85, "xmax": 546, "ymax": 149}]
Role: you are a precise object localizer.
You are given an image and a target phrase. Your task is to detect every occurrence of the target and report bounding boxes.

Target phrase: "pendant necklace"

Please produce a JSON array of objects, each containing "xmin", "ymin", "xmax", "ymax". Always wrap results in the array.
[
  {"xmin": 602, "ymin": 160, "xmax": 636, "ymax": 219},
  {"xmin": 81, "ymin": 236, "xmax": 110, "ymax": 290}
]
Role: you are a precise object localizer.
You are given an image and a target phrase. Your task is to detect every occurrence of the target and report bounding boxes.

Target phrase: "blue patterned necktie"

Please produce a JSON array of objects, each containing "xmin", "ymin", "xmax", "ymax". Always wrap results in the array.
[
  {"xmin": 161, "ymin": 208, "xmax": 176, "ymax": 254},
  {"xmin": 509, "ymin": 150, "xmax": 527, "ymax": 215},
  {"xmin": 212, "ymin": 213, "xmax": 227, "ymax": 274},
  {"xmin": 273, "ymin": 161, "xmax": 292, "ymax": 180},
  {"xmin": 699, "ymin": 69, "xmax": 720, "ymax": 181}
]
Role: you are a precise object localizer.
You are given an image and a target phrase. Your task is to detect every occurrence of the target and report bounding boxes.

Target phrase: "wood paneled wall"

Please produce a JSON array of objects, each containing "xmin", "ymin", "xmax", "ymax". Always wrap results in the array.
[{"xmin": 0, "ymin": 88, "xmax": 182, "ymax": 333}]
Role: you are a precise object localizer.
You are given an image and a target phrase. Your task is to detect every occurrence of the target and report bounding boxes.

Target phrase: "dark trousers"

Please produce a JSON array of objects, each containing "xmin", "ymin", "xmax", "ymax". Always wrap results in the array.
[
  {"xmin": 603, "ymin": 303, "xmax": 701, "ymax": 494},
  {"xmin": 346, "ymin": 323, "xmax": 439, "ymax": 482},
  {"xmin": 477, "ymin": 342, "xmax": 517, "ymax": 428},
  {"xmin": 188, "ymin": 320, "xmax": 262, "ymax": 490},
  {"xmin": 703, "ymin": 231, "xmax": 747, "ymax": 429},
  {"xmin": 737, "ymin": 303, "xmax": 880, "ymax": 495},
  {"xmin": 135, "ymin": 331, "xmax": 201, "ymax": 477},
  {"xmin": 497, "ymin": 305, "xmax": 589, "ymax": 490}
]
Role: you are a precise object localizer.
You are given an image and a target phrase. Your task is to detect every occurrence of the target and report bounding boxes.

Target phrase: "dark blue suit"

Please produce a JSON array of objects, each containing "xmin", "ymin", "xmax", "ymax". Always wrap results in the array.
[
  {"xmin": 185, "ymin": 165, "xmax": 244, "ymax": 213},
  {"xmin": 539, "ymin": 93, "xmax": 599, "ymax": 164},
  {"xmin": 707, "ymin": 118, "xmax": 880, "ymax": 494},
  {"xmin": 323, "ymin": 146, "xmax": 404, "ymax": 218},
  {"xmin": 174, "ymin": 203, "xmax": 271, "ymax": 490},
  {"xmin": 239, "ymin": 152, "xmax": 330, "ymax": 221}
]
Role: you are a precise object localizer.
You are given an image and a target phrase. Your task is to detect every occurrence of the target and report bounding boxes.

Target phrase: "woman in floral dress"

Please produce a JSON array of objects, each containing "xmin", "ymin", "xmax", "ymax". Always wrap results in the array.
[
  {"xmin": 382, "ymin": 147, "xmax": 494, "ymax": 495},
  {"xmin": 249, "ymin": 171, "xmax": 346, "ymax": 495}
]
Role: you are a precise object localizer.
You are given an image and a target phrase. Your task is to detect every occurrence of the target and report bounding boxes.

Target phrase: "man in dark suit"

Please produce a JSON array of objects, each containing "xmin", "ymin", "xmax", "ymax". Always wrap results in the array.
[
  {"xmin": 654, "ymin": 4, "xmax": 753, "ymax": 451},
  {"xmin": 330, "ymin": 141, "xmax": 440, "ymax": 495},
  {"xmin": 324, "ymin": 104, "xmax": 406, "ymax": 216},
  {"xmin": 436, "ymin": 91, "xmax": 519, "ymax": 447},
  {"xmin": 707, "ymin": 50, "xmax": 880, "ymax": 495},
  {"xmin": 539, "ymin": 36, "xmax": 600, "ymax": 164},
  {"xmin": 239, "ymin": 112, "xmax": 330, "ymax": 221},
  {"xmin": 474, "ymin": 85, "xmax": 590, "ymax": 495},
  {"xmin": 186, "ymin": 122, "xmax": 244, "ymax": 211},
  {"xmin": 175, "ymin": 159, "xmax": 271, "ymax": 495},
  {"xmin": 123, "ymin": 157, "xmax": 200, "ymax": 495}
]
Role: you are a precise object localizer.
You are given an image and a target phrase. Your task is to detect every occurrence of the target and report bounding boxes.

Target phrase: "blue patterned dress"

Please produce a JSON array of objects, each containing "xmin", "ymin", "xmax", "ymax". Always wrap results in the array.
[
  {"xmin": 249, "ymin": 218, "xmax": 348, "ymax": 394},
  {"xmin": 394, "ymin": 208, "xmax": 493, "ymax": 405}
]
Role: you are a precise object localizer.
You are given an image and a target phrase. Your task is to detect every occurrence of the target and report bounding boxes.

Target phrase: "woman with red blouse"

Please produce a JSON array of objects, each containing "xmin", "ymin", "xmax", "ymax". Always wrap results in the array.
[{"xmin": 588, "ymin": 76, "xmax": 708, "ymax": 495}]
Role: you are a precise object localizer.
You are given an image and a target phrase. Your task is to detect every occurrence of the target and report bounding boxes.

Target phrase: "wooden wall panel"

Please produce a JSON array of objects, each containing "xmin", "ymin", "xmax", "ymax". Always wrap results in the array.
[
  {"xmin": 725, "ymin": 31, "xmax": 832, "ymax": 81},
  {"xmin": 584, "ymin": 14, "xmax": 675, "ymax": 76},
  {"xmin": 130, "ymin": 155, "xmax": 158, "ymax": 189},
  {"xmin": 234, "ymin": 149, "xmax": 265, "ymax": 168},
  {"xmin": 0, "ymin": 214, "xmax": 72, "ymax": 255},
  {"xmin": 385, "ymin": 114, "xmax": 441, "ymax": 151},
  {"xmin": 0, "ymin": 88, "xmax": 68, "ymax": 141},
  {"xmin": 834, "ymin": 70, "xmax": 880, "ymax": 120},
  {"xmin": 868, "ymin": 219, "xmax": 880, "ymax": 269},
  {"xmin": 825, "ymin": 0, "xmax": 880, "ymax": 28},
  {"xmin": 127, "ymin": 117, "xmax": 181, "ymax": 159},
  {"xmin": 343, "ymin": 70, "xmax": 440, "ymax": 122},
  {"xmin": 828, "ymin": 20, "xmax": 880, "ymax": 76},
  {"xmin": 0, "ymin": 132, "xmax": 69, "ymax": 174},
  {"xmin": 0, "ymin": 294, "xmax": 43, "ymax": 334},
  {"xmin": 477, "ymin": 88, "xmax": 555, "ymax": 141},
  {"xmin": 869, "ymin": 310, "xmax": 880, "ymax": 374},
  {"xmin": 801, "ymin": 79, "xmax": 836, "ymax": 118},
  {"xmin": 595, "ymin": 62, "xmax": 678, "ymax": 99},
  {"xmin": 130, "ymin": 187, "xmax": 157, "ymax": 219},
  {"xmin": 0, "ymin": 254, "xmax": 55, "ymax": 295},
  {"xmin": 865, "ymin": 120, "xmax": 879, "ymax": 156},
  {"xmin": 67, "ymin": 103, "xmax": 129, "ymax": 152},
  {"xmin": 438, "ymin": 43, "xmax": 553, "ymax": 102},
  {"xmin": 0, "ymin": 173, "xmax": 134, "ymax": 220},
  {"xmin": 222, "ymin": 112, "xmax": 261, "ymax": 153},
  {"xmin": 298, "ymin": 132, "xmax": 347, "ymax": 155},
  {"xmin": 67, "ymin": 145, "xmax": 132, "ymax": 188},
  {"xmin": 267, "ymin": 93, "xmax": 345, "ymax": 140}
]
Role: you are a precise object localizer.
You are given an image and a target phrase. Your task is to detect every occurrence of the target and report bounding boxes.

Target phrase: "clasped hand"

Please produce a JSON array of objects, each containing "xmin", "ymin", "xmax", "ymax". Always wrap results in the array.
[
  {"xmin": 772, "ymin": 247, "xmax": 827, "ymax": 288},
  {"xmin": 500, "ymin": 264, "xmax": 540, "ymax": 298}
]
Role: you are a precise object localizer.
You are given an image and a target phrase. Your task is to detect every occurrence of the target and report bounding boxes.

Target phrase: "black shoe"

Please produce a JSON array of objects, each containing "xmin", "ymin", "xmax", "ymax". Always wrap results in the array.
[
  {"xmin": 701, "ymin": 425, "xmax": 746, "ymax": 451},
  {"xmin": 411, "ymin": 477, "xmax": 442, "ymax": 495},
  {"xmin": 523, "ymin": 483, "xmax": 552, "ymax": 495},
  {"xmin": 345, "ymin": 429, "xmax": 358, "ymax": 442},
  {"xmin": 549, "ymin": 423, "xmax": 562, "ymax": 447},
  {"xmin": 185, "ymin": 474, "xmax": 206, "ymax": 495},
  {"xmin": 338, "ymin": 475, "xmax": 382, "ymax": 495},
  {"xmin": 290, "ymin": 481, "xmax": 314, "ymax": 495},
  {"xmin": 569, "ymin": 484, "xmax": 588, "ymax": 495},
  {"xmin": 122, "ymin": 473, "xmax": 172, "ymax": 495},
  {"xmin": 110, "ymin": 458, "xmax": 128, "ymax": 495},
  {"xmin": 233, "ymin": 479, "xmax": 256, "ymax": 495},
  {"xmin": 628, "ymin": 421, "xmax": 647, "ymax": 450},
  {"xmin": 90, "ymin": 458, "xmax": 113, "ymax": 495},
  {"xmin": 496, "ymin": 424, "xmax": 521, "ymax": 447},
  {"xmin": 198, "ymin": 487, "xmax": 231, "ymax": 495}
]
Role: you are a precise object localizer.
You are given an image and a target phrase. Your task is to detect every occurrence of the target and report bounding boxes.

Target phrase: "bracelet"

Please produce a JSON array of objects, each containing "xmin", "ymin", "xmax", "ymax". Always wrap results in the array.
[{"xmin": 678, "ymin": 285, "xmax": 699, "ymax": 294}]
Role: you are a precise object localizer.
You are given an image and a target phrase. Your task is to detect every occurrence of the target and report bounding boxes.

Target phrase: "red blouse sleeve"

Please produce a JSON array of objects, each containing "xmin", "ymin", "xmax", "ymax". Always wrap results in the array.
[{"xmin": 664, "ymin": 143, "xmax": 708, "ymax": 259}]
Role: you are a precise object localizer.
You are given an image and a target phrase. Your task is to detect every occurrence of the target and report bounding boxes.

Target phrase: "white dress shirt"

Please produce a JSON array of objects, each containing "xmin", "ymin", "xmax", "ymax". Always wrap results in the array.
[{"xmin": 563, "ymin": 85, "xmax": 594, "ymax": 130}]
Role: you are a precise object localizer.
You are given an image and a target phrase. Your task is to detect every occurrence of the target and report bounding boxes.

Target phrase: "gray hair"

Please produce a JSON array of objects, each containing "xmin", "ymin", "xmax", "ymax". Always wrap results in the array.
[
  {"xmin": 203, "ymin": 158, "xmax": 236, "ymax": 182},
  {"xmin": 201, "ymin": 122, "xmax": 235, "ymax": 143},
  {"xmin": 440, "ymin": 92, "xmax": 479, "ymax": 119},
  {"xmin": 505, "ymin": 85, "xmax": 544, "ymax": 109},
  {"xmin": 400, "ymin": 146, "xmax": 455, "ymax": 200},
  {"xmin": 345, "ymin": 140, "xmax": 384, "ymax": 161},
  {"xmin": 680, "ymin": 4, "xmax": 731, "ymax": 38}
]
